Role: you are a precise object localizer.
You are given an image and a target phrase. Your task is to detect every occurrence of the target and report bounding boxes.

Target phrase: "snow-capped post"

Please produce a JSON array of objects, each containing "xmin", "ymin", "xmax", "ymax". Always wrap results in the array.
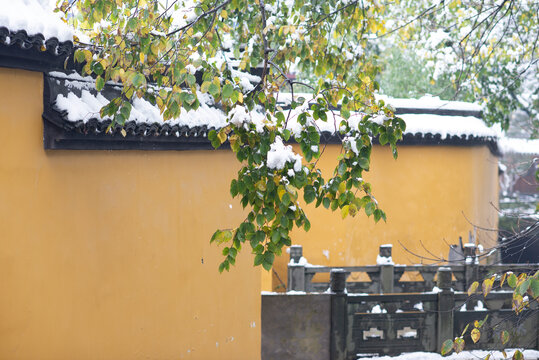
[
  {"xmin": 330, "ymin": 269, "xmax": 347, "ymax": 360},
  {"xmin": 289, "ymin": 245, "xmax": 303, "ymax": 264},
  {"xmin": 436, "ymin": 267, "xmax": 454, "ymax": 352},
  {"xmin": 377, "ymin": 244, "xmax": 394, "ymax": 294},
  {"xmin": 463, "ymin": 243, "xmax": 478, "ymax": 310},
  {"xmin": 330, "ymin": 269, "xmax": 347, "ymax": 294},
  {"xmin": 287, "ymin": 245, "xmax": 305, "ymax": 292}
]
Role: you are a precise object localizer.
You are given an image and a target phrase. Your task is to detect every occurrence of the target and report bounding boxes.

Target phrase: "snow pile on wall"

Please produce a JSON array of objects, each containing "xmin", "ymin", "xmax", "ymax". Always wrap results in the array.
[
  {"xmin": 0, "ymin": 0, "xmax": 73, "ymax": 41},
  {"xmin": 498, "ymin": 137, "xmax": 539, "ymax": 155},
  {"xmin": 50, "ymin": 72, "xmax": 506, "ymax": 142},
  {"xmin": 400, "ymin": 114, "xmax": 500, "ymax": 139},
  {"xmin": 378, "ymin": 94, "xmax": 482, "ymax": 112},
  {"xmin": 357, "ymin": 350, "xmax": 539, "ymax": 360}
]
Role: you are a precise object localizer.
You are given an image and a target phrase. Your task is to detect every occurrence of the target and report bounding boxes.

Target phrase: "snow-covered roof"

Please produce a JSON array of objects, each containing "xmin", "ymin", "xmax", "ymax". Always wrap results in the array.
[
  {"xmin": 377, "ymin": 95, "xmax": 482, "ymax": 113},
  {"xmin": 498, "ymin": 137, "xmax": 539, "ymax": 155},
  {"xmin": 400, "ymin": 113, "xmax": 499, "ymax": 140},
  {"xmin": 44, "ymin": 70, "xmax": 502, "ymax": 152},
  {"xmin": 0, "ymin": 1, "xmax": 74, "ymax": 72},
  {"xmin": 0, "ymin": 0, "xmax": 73, "ymax": 42}
]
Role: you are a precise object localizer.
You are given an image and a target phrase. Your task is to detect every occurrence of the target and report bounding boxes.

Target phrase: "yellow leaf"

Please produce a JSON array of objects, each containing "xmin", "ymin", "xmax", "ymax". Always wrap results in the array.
[
  {"xmin": 120, "ymin": 129, "xmax": 127, "ymax": 137},
  {"xmin": 341, "ymin": 205, "xmax": 349, "ymax": 219},
  {"xmin": 140, "ymin": 53, "xmax": 145, "ymax": 63},
  {"xmin": 217, "ymin": 129, "xmax": 227, "ymax": 144},
  {"xmin": 83, "ymin": 50, "xmax": 93, "ymax": 62},
  {"xmin": 221, "ymin": 9, "xmax": 228, "ymax": 18},
  {"xmin": 482, "ymin": 278, "xmax": 493, "ymax": 297},
  {"xmin": 156, "ymin": 97, "xmax": 164, "ymax": 109},
  {"xmin": 471, "ymin": 328, "xmax": 480, "ymax": 343},
  {"xmin": 500, "ymin": 330, "xmax": 510, "ymax": 345},
  {"xmin": 468, "ymin": 281, "xmax": 479, "ymax": 296},
  {"xmin": 238, "ymin": 92, "xmax": 244, "ymax": 103},
  {"xmin": 277, "ymin": 186, "xmax": 286, "ymax": 201},
  {"xmin": 500, "ymin": 272, "xmax": 507, "ymax": 287}
]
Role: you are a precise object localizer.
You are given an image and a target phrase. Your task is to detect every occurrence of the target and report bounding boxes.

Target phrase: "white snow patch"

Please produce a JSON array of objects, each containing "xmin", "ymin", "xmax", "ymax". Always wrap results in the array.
[
  {"xmin": 474, "ymin": 300, "xmax": 486, "ymax": 311},
  {"xmin": 54, "ymin": 87, "xmax": 228, "ymax": 129},
  {"xmin": 286, "ymin": 290, "xmax": 307, "ymax": 295},
  {"xmin": 378, "ymin": 94, "xmax": 482, "ymax": 112},
  {"xmin": 369, "ymin": 305, "xmax": 387, "ymax": 314},
  {"xmin": 401, "ymin": 114, "xmax": 500, "ymax": 139},
  {"xmin": 0, "ymin": 0, "xmax": 74, "ymax": 41},
  {"xmin": 499, "ymin": 137, "xmax": 539, "ymax": 155},
  {"xmin": 356, "ymin": 350, "xmax": 539, "ymax": 360},
  {"xmin": 289, "ymin": 256, "xmax": 308, "ymax": 266},
  {"xmin": 376, "ymin": 255, "xmax": 394, "ymax": 265},
  {"xmin": 322, "ymin": 250, "xmax": 330, "ymax": 260},
  {"xmin": 267, "ymin": 137, "xmax": 303, "ymax": 172}
]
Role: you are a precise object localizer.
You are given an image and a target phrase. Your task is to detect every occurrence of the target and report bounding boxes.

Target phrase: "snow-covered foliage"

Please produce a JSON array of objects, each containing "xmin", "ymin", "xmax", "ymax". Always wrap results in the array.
[{"xmin": 377, "ymin": 1, "xmax": 538, "ymax": 134}]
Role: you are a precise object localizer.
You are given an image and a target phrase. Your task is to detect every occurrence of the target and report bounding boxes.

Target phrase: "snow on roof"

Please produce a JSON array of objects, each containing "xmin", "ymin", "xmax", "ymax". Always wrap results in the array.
[
  {"xmin": 498, "ymin": 137, "xmax": 539, "ymax": 155},
  {"xmin": 278, "ymin": 93, "xmax": 482, "ymax": 113},
  {"xmin": 401, "ymin": 113, "xmax": 500, "ymax": 139},
  {"xmin": 377, "ymin": 94, "xmax": 482, "ymax": 113},
  {"xmin": 0, "ymin": 0, "xmax": 73, "ymax": 42},
  {"xmin": 54, "ymin": 86, "xmax": 229, "ymax": 130},
  {"xmin": 49, "ymin": 71, "xmax": 500, "ymax": 142}
]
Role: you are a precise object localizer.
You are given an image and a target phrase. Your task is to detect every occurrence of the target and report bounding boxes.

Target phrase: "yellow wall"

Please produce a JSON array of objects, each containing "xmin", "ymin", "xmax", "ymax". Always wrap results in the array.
[
  {"xmin": 270, "ymin": 143, "xmax": 499, "ymax": 291},
  {"xmin": 0, "ymin": 69, "xmax": 260, "ymax": 360}
]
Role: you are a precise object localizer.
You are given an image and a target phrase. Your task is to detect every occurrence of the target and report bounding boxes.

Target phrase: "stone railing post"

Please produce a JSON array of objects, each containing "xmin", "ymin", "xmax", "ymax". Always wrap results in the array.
[
  {"xmin": 330, "ymin": 269, "xmax": 347, "ymax": 360},
  {"xmin": 437, "ymin": 267, "xmax": 455, "ymax": 352},
  {"xmin": 463, "ymin": 243, "xmax": 478, "ymax": 287},
  {"xmin": 378, "ymin": 245, "xmax": 394, "ymax": 293},
  {"xmin": 287, "ymin": 245, "xmax": 305, "ymax": 292},
  {"xmin": 463, "ymin": 243, "xmax": 478, "ymax": 310}
]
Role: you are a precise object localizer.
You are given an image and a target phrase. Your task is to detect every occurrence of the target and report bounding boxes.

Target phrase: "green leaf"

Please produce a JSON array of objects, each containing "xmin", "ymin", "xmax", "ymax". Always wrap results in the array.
[
  {"xmin": 500, "ymin": 330, "xmax": 510, "ymax": 345},
  {"xmin": 304, "ymin": 185, "xmax": 316, "ymax": 204},
  {"xmin": 132, "ymin": 73, "xmax": 146, "ymax": 87},
  {"xmin": 507, "ymin": 273, "xmax": 517, "ymax": 288},
  {"xmin": 271, "ymin": 231, "xmax": 280, "ymax": 243},
  {"xmin": 441, "ymin": 339, "xmax": 453, "ymax": 355},
  {"xmin": 322, "ymin": 198, "xmax": 330, "ymax": 209},
  {"xmin": 303, "ymin": 218, "xmax": 311, "ymax": 232},
  {"xmin": 222, "ymin": 84, "xmax": 234, "ymax": 99},
  {"xmin": 373, "ymin": 209, "xmax": 382, "ymax": 223},
  {"xmin": 95, "ymin": 76, "xmax": 105, "ymax": 91},
  {"xmin": 530, "ymin": 278, "xmax": 539, "ymax": 298},
  {"xmin": 254, "ymin": 254, "xmax": 264, "ymax": 266},
  {"xmin": 256, "ymin": 213, "xmax": 266, "ymax": 226},
  {"xmin": 513, "ymin": 350, "xmax": 523, "ymax": 360},
  {"xmin": 517, "ymin": 278, "xmax": 531, "ymax": 296},
  {"xmin": 359, "ymin": 157, "xmax": 370, "ymax": 170},
  {"xmin": 210, "ymin": 229, "xmax": 233, "ymax": 244},
  {"xmin": 263, "ymin": 207, "xmax": 275, "ymax": 222},
  {"xmin": 282, "ymin": 129, "xmax": 291, "ymax": 141},
  {"xmin": 74, "ymin": 49, "xmax": 86, "ymax": 63},
  {"xmin": 365, "ymin": 202, "xmax": 375, "ymax": 216},
  {"xmin": 209, "ymin": 83, "xmax": 219, "ymax": 96}
]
